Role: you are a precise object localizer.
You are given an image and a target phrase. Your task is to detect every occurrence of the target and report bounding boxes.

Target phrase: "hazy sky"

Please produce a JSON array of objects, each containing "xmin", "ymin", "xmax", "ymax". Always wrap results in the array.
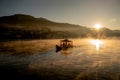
[{"xmin": 0, "ymin": 0, "xmax": 120, "ymax": 29}]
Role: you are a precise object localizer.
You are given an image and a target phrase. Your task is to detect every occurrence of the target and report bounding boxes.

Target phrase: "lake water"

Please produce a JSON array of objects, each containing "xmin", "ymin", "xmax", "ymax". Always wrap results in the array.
[{"xmin": 0, "ymin": 39, "xmax": 120, "ymax": 80}]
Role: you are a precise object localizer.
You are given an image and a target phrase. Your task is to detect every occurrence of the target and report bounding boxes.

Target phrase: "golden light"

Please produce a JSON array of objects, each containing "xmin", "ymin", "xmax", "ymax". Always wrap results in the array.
[
  {"xmin": 94, "ymin": 24, "xmax": 102, "ymax": 30},
  {"xmin": 89, "ymin": 39, "xmax": 103, "ymax": 51}
]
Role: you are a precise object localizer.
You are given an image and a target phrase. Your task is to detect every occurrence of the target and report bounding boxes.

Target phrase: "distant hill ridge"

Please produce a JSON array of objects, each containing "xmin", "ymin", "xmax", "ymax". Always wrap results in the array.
[
  {"xmin": 0, "ymin": 14, "xmax": 120, "ymax": 40},
  {"xmin": 0, "ymin": 14, "xmax": 86, "ymax": 29}
]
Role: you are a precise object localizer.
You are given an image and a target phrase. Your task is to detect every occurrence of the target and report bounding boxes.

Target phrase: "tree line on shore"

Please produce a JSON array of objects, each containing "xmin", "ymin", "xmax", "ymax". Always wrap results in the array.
[{"xmin": 0, "ymin": 14, "xmax": 120, "ymax": 40}]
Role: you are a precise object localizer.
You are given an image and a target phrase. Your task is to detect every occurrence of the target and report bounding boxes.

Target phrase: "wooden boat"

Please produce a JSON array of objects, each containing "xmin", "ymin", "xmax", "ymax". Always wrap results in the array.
[{"xmin": 56, "ymin": 39, "xmax": 73, "ymax": 52}]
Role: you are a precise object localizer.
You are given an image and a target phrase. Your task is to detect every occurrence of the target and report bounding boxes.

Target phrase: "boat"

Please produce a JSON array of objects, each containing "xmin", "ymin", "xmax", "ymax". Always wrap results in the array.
[{"xmin": 56, "ymin": 39, "xmax": 73, "ymax": 52}]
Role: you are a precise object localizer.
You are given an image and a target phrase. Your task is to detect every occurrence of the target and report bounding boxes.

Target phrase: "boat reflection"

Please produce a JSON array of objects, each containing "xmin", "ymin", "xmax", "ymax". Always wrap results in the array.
[{"xmin": 60, "ymin": 49, "xmax": 72, "ymax": 55}]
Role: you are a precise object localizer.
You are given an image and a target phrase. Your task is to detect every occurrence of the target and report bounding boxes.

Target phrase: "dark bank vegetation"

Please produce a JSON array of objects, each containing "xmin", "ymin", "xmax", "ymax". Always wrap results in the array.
[{"xmin": 0, "ymin": 14, "xmax": 120, "ymax": 41}]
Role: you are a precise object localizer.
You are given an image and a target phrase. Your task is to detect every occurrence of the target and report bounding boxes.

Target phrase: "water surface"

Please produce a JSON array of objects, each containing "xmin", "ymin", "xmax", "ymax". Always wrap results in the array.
[{"xmin": 0, "ymin": 39, "xmax": 120, "ymax": 80}]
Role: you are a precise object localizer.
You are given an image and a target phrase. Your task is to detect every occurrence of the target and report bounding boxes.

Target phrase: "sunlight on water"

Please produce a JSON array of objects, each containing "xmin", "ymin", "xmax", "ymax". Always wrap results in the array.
[
  {"xmin": 89, "ymin": 39, "xmax": 104, "ymax": 51},
  {"xmin": 1, "ymin": 39, "xmax": 120, "ymax": 80}
]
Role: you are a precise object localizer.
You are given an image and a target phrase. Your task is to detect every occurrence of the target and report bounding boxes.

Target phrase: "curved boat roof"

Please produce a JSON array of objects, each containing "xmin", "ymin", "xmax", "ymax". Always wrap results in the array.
[{"xmin": 61, "ymin": 39, "xmax": 72, "ymax": 42}]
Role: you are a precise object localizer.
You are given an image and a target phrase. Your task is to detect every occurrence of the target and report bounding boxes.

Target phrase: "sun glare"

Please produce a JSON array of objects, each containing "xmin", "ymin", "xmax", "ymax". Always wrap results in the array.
[
  {"xmin": 94, "ymin": 24, "xmax": 102, "ymax": 30},
  {"xmin": 89, "ymin": 39, "xmax": 103, "ymax": 51}
]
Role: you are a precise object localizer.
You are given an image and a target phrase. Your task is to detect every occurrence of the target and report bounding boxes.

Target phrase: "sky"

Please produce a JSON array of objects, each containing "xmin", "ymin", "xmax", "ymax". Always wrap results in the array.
[{"xmin": 0, "ymin": 0, "xmax": 120, "ymax": 29}]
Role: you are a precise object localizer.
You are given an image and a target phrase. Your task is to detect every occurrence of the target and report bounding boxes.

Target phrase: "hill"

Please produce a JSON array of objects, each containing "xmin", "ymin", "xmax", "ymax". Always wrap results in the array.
[{"xmin": 0, "ymin": 14, "xmax": 120, "ymax": 40}]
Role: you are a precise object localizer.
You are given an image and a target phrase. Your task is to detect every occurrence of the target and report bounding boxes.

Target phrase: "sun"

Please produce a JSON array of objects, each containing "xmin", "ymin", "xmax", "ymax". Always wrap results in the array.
[{"xmin": 94, "ymin": 24, "xmax": 102, "ymax": 30}]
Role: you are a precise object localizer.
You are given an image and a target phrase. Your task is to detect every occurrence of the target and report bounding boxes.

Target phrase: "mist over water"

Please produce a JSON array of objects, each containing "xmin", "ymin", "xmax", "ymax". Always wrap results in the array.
[{"xmin": 0, "ymin": 39, "xmax": 120, "ymax": 80}]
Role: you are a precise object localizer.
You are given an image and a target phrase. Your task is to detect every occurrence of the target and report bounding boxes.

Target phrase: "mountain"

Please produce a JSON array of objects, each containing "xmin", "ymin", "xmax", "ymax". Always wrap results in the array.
[{"xmin": 0, "ymin": 14, "xmax": 120, "ymax": 40}]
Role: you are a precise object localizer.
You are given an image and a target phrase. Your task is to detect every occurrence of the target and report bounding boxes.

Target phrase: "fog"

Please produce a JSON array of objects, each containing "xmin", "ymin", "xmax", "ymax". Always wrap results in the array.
[{"xmin": 0, "ymin": 39, "xmax": 120, "ymax": 80}]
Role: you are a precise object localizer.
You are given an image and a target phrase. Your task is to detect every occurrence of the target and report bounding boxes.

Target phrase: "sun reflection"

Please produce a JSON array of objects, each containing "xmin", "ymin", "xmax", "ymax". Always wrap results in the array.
[{"xmin": 89, "ymin": 39, "xmax": 103, "ymax": 51}]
